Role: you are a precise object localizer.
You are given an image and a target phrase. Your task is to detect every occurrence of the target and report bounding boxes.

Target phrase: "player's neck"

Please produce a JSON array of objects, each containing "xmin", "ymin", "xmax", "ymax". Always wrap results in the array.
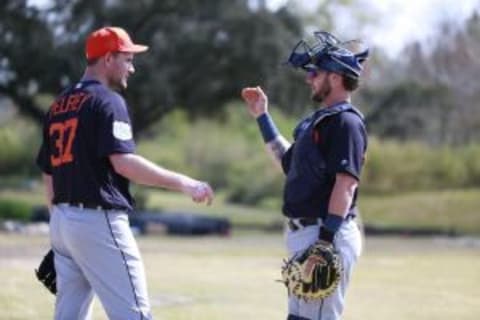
[
  {"xmin": 324, "ymin": 91, "xmax": 350, "ymax": 108},
  {"xmin": 82, "ymin": 67, "xmax": 109, "ymax": 89}
]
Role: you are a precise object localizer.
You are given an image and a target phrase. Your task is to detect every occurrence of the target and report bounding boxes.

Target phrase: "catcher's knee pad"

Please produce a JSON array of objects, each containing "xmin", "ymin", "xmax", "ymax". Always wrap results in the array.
[{"xmin": 287, "ymin": 315, "xmax": 311, "ymax": 320}]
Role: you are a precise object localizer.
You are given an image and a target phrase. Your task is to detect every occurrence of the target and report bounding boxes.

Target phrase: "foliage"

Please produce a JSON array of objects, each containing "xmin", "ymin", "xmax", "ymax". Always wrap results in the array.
[
  {"xmin": 3, "ymin": 4, "xmax": 480, "ymax": 211},
  {"xmin": 363, "ymin": 12, "xmax": 480, "ymax": 146},
  {"xmin": 2, "ymin": 1, "xmax": 480, "ymax": 147},
  {"xmin": 137, "ymin": 106, "xmax": 289, "ymax": 205},
  {"xmin": 2, "ymin": 178, "xmax": 480, "ymax": 235},
  {"xmin": 360, "ymin": 189, "xmax": 480, "ymax": 235},
  {"xmin": 0, "ymin": 116, "xmax": 40, "ymax": 176},
  {"xmin": 362, "ymin": 137, "xmax": 480, "ymax": 193},
  {"xmin": 137, "ymin": 107, "xmax": 480, "ymax": 203},
  {"xmin": 2, "ymin": 104, "xmax": 480, "ymax": 203},
  {"xmin": 364, "ymin": 81, "xmax": 453, "ymax": 144},
  {"xmin": 0, "ymin": 0, "xmax": 306, "ymax": 133},
  {"xmin": 0, "ymin": 198, "xmax": 31, "ymax": 221}
]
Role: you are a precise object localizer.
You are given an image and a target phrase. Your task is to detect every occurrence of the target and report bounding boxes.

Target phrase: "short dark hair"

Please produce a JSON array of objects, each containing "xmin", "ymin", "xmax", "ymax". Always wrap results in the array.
[
  {"xmin": 86, "ymin": 51, "xmax": 120, "ymax": 66},
  {"xmin": 342, "ymin": 75, "xmax": 360, "ymax": 91},
  {"xmin": 87, "ymin": 57, "xmax": 100, "ymax": 66}
]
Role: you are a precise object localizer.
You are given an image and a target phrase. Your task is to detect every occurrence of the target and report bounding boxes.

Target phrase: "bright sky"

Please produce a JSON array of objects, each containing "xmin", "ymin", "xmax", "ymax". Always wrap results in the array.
[
  {"xmin": 30, "ymin": 0, "xmax": 480, "ymax": 58},
  {"xmin": 267, "ymin": 0, "xmax": 480, "ymax": 57}
]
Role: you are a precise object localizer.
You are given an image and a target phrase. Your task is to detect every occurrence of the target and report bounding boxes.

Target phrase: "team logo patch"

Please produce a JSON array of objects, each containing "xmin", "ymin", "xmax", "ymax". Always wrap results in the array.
[{"xmin": 113, "ymin": 121, "xmax": 133, "ymax": 141}]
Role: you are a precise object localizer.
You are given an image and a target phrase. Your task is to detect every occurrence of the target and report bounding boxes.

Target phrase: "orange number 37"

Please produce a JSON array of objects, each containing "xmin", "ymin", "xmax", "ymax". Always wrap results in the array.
[{"xmin": 49, "ymin": 118, "xmax": 79, "ymax": 167}]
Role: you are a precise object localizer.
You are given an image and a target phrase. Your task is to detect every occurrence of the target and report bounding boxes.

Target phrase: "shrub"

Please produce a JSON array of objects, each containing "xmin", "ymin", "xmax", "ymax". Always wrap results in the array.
[
  {"xmin": 0, "ymin": 117, "xmax": 41, "ymax": 176},
  {"xmin": 362, "ymin": 138, "xmax": 478, "ymax": 193},
  {"xmin": 13, "ymin": 106, "xmax": 480, "ymax": 208},
  {"xmin": 137, "ymin": 108, "xmax": 480, "ymax": 202},
  {"xmin": 0, "ymin": 199, "xmax": 32, "ymax": 221},
  {"xmin": 461, "ymin": 144, "xmax": 480, "ymax": 187}
]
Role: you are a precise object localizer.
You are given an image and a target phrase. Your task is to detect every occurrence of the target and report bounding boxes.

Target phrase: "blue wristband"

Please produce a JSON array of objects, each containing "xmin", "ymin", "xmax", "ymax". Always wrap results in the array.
[
  {"xmin": 323, "ymin": 213, "xmax": 344, "ymax": 234},
  {"xmin": 319, "ymin": 213, "xmax": 344, "ymax": 242},
  {"xmin": 256, "ymin": 113, "xmax": 279, "ymax": 143}
]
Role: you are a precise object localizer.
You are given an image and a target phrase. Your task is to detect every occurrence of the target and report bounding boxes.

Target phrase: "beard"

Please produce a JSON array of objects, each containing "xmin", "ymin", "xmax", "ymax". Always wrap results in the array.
[{"xmin": 311, "ymin": 79, "xmax": 331, "ymax": 103}]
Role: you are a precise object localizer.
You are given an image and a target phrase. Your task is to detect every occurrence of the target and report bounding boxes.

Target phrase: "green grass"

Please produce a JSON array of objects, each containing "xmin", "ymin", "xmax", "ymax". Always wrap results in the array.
[
  {"xmin": 360, "ymin": 189, "xmax": 480, "ymax": 235},
  {"xmin": 349, "ymin": 237, "xmax": 480, "ymax": 320},
  {"xmin": 0, "ymin": 189, "xmax": 45, "ymax": 208},
  {"xmin": 1, "ymin": 184, "xmax": 480, "ymax": 234},
  {"xmin": 0, "ymin": 233, "xmax": 479, "ymax": 320},
  {"xmin": 144, "ymin": 189, "xmax": 283, "ymax": 230},
  {"xmin": 142, "ymin": 188, "xmax": 480, "ymax": 235}
]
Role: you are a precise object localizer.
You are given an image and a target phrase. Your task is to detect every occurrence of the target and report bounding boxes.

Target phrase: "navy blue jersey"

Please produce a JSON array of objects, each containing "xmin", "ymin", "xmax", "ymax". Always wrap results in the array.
[
  {"xmin": 36, "ymin": 80, "xmax": 136, "ymax": 211},
  {"xmin": 282, "ymin": 103, "xmax": 367, "ymax": 219},
  {"xmin": 318, "ymin": 111, "xmax": 367, "ymax": 181}
]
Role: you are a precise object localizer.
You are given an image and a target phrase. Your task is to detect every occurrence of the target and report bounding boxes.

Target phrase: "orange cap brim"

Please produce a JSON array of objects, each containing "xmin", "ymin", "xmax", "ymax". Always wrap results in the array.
[{"xmin": 119, "ymin": 44, "xmax": 149, "ymax": 54}]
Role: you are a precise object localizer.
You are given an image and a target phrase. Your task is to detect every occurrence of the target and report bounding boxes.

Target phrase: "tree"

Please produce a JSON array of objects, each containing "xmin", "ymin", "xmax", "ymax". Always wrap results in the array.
[
  {"xmin": 0, "ymin": 0, "xmax": 305, "ymax": 134},
  {"xmin": 361, "ymin": 12, "xmax": 480, "ymax": 146},
  {"xmin": 407, "ymin": 13, "xmax": 480, "ymax": 145},
  {"xmin": 364, "ymin": 81, "xmax": 453, "ymax": 144}
]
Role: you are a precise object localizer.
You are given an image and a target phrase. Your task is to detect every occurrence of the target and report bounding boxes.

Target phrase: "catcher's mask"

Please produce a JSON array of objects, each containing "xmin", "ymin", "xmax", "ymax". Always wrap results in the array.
[{"xmin": 287, "ymin": 31, "xmax": 369, "ymax": 79}]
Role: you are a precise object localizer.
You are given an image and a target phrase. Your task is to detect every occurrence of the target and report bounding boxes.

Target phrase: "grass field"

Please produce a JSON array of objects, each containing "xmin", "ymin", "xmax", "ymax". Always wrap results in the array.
[
  {"xmin": 145, "ymin": 188, "xmax": 480, "ymax": 235},
  {"xmin": 2, "ymin": 185, "xmax": 480, "ymax": 235},
  {"xmin": 0, "ymin": 232, "xmax": 479, "ymax": 320}
]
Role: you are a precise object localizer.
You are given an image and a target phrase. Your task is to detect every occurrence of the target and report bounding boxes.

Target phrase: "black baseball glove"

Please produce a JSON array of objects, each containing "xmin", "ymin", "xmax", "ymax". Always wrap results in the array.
[
  {"xmin": 281, "ymin": 240, "xmax": 342, "ymax": 300},
  {"xmin": 35, "ymin": 249, "xmax": 57, "ymax": 295}
]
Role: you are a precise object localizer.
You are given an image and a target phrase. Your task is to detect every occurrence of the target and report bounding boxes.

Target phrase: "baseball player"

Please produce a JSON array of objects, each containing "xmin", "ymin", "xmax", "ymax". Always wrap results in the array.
[
  {"xmin": 241, "ymin": 31, "xmax": 369, "ymax": 320},
  {"xmin": 36, "ymin": 26, "xmax": 214, "ymax": 319}
]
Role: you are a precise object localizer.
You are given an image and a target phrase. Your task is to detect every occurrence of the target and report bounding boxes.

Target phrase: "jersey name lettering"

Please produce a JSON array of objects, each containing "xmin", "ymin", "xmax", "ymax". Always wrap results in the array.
[{"xmin": 50, "ymin": 92, "xmax": 90, "ymax": 116}]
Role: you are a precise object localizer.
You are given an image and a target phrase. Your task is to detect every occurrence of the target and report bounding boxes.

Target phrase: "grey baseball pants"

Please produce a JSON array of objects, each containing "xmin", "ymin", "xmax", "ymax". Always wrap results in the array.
[{"xmin": 49, "ymin": 204, "xmax": 152, "ymax": 320}]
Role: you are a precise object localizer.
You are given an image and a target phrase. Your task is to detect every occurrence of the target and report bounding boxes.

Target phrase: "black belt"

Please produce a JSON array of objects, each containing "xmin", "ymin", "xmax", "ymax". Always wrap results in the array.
[
  {"xmin": 287, "ymin": 214, "xmax": 356, "ymax": 231},
  {"xmin": 56, "ymin": 202, "xmax": 106, "ymax": 211},
  {"xmin": 287, "ymin": 218, "xmax": 318, "ymax": 231}
]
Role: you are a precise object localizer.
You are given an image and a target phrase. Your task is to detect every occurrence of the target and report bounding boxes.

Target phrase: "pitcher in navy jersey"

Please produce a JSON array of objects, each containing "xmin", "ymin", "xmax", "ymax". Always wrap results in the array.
[{"xmin": 36, "ymin": 26, "xmax": 214, "ymax": 320}]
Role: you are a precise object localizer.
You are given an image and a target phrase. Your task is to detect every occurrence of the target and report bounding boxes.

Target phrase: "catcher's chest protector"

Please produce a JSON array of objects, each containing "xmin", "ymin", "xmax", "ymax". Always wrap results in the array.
[{"xmin": 282, "ymin": 103, "xmax": 364, "ymax": 218}]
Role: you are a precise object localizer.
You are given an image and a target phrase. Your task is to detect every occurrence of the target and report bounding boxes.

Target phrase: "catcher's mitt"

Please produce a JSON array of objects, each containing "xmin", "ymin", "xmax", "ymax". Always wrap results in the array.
[
  {"xmin": 281, "ymin": 241, "xmax": 342, "ymax": 300},
  {"xmin": 35, "ymin": 249, "xmax": 57, "ymax": 295}
]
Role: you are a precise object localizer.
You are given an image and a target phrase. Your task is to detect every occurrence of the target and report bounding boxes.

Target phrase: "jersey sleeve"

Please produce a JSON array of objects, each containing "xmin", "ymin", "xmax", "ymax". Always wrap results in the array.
[
  {"xmin": 96, "ymin": 93, "xmax": 136, "ymax": 157},
  {"xmin": 324, "ymin": 113, "xmax": 367, "ymax": 180},
  {"xmin": 36, "ymin": 113, "xmax": 53, "ymax": 174}
]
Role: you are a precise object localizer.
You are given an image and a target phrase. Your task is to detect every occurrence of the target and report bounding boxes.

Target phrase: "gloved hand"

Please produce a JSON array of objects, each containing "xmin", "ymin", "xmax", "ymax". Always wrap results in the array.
[
  {"xmin": 281, "ymin": 240, "xmax": 342, "ymax": 300},
  {"xmin": 35, "ymin": 249, "xmax": 57, "ymax": 295}
]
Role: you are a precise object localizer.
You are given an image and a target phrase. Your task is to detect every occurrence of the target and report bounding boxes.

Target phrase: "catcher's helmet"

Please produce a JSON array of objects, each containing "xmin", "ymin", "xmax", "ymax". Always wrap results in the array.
[{"xmin": 287, "ymin": 31, "xmax": 369, "ymax": 79}]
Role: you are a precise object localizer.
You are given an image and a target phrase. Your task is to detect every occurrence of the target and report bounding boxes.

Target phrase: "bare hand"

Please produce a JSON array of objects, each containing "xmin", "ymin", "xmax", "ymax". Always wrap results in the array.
[
  {"xmin": 241, "ymin": 86, "xmax": 268, "ymax": 118},
  {"xmin": 187, "ymin": 181, "xmax": 214, "ymax": 205}
]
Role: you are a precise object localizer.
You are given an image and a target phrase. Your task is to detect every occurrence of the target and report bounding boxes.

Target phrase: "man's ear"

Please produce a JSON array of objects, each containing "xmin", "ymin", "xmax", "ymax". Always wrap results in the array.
[
  {"xmin": 103, "ymin": 52, "xmax": 115, "ymax": 67},
  {"xmin": 328, "ymin": 73, "xmax": 342, "ymax": 87}
]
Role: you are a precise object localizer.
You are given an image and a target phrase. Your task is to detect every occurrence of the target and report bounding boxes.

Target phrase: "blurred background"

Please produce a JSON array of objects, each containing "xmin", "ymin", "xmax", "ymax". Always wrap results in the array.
[
  {"xmin": 2, "ymin": 0, "xmax": 480, "ymax": 234},
  {"xmin": 1, "ymin": 0, "xmax": 480, "ymax": 319}
]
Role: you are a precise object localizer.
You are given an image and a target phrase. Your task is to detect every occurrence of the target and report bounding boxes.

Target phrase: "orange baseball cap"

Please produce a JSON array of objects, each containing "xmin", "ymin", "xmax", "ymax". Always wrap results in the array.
[{"xmin": 85, "ymin": 26, "xmax": 148, "ymax": 60}]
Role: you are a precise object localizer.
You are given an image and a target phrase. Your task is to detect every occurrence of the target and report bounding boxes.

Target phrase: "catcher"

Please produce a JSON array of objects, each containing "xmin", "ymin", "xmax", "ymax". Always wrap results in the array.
[{"xmin": 241, "ymin": 31, "xmax": 368, "ymax": 319}]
